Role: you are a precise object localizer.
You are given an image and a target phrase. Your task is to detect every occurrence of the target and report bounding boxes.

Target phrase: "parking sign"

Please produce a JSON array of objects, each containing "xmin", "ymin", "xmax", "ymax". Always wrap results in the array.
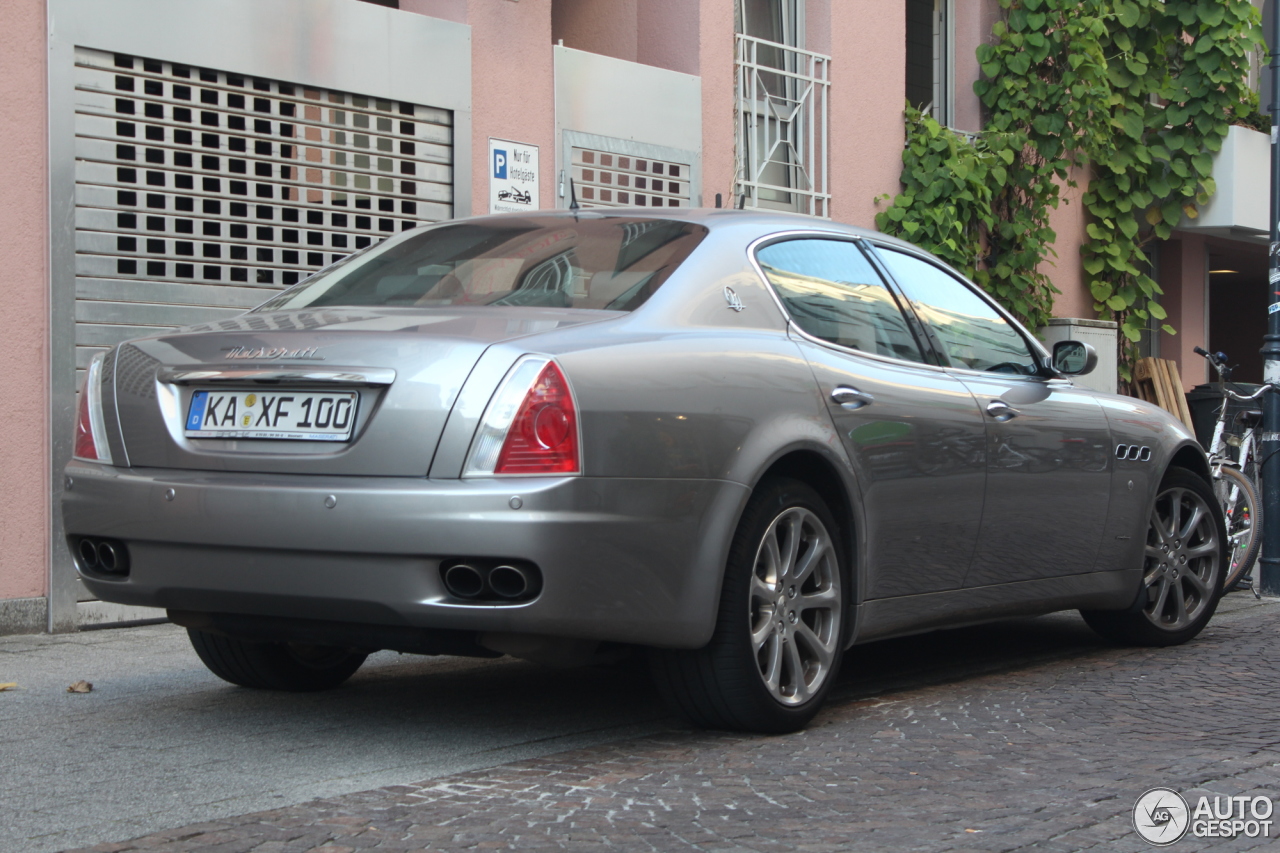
[{"xmin": 488, "ymin": 138, "xmax": 539, "ymax": 214}]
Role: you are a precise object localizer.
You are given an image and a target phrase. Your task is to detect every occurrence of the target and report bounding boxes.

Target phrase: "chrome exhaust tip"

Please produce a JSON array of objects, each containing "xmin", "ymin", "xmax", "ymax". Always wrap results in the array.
[
  {"xmin": 77, "ymin": 538, "xmax": 100, "ymax": 570},
  {"xmin": 443, "ymin": 563, "xmax": 486, "ymax": 599},
  {"xmin": 488, "ymin": 565, "xmax": 531, "ymax": 600},
  {"xmin": 97, "ymin": 541, "xmax": 122, "ymax": 573}
]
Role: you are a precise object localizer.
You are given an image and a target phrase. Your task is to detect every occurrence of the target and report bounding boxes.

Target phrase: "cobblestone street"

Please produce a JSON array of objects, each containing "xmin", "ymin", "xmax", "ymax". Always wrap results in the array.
[{"xmin": 49, "ymin": 595, "xmax": 1280, "ymax": 853}]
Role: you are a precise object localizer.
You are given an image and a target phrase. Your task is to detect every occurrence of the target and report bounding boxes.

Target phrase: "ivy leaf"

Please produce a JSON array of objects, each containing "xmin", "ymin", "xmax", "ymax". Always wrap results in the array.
[
  {"xmin": 1115, "ymin": 1, "xmax": 1141, "ymax": 28},
  {"xmin": 1145, "ymin": 206, "xmax": 1163, "ymax": 225},
  {"xmin": 1149, "ymin": 302, "xmax": 1168, "ymax": 320},
  {"xmin": 1114, "ymin": 110, "xmax": 1144, "ymax": 140},
  {"xmin": 1107, "ymin": 63, "xmax": 1134, "ymax": 89},
  {"xmin": 1107, "ymin": 295, "xmax": 1129, "ymax": 312},
  {"xmin": 1199, "ymin": 5, "xmax": 1226, "ymax": 27}
]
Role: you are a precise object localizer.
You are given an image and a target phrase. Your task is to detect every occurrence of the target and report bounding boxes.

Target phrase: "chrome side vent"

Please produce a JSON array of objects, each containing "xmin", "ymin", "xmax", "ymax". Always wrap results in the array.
[{"xmin": 1115, "ymin": 444, "xmax": 1152, "ymax": 462}]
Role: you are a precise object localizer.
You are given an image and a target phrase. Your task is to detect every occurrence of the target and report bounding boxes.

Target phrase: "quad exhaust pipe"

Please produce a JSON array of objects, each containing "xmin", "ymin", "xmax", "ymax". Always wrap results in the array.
[
  {"xmin": 441, "ymin": 559, "xmax": 542, "ymax": 602},
  {"xmin": 488, "ymin": 564, "xmax": 538, "ymax": 600},
  {"xmin": 442, "ymin": 564, "xmax": 486, "ymax": 599},
  {"xmin": 72, "ymin": 536, "xmax": 130, "ymax": 575}
]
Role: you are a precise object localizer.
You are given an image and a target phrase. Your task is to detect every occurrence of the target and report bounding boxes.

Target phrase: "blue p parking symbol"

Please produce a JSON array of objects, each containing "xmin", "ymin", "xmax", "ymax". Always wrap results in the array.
[{"xmin": 493, "ymin": 149, "xmax": 507, "ymax": 179}]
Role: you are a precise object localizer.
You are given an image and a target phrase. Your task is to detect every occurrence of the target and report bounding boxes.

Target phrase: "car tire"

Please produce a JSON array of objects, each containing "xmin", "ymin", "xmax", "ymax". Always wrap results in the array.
[
  {"xmin": 187, "ymin": 628, "xmax": 368, "ymax": 692},
  {"xmin": 649, "ymin": 477, "xmax": 846, "ymax": 733},
  {"xmin": 1081, "ymin": 468, "xmax": 1226, "ymax": 647}
]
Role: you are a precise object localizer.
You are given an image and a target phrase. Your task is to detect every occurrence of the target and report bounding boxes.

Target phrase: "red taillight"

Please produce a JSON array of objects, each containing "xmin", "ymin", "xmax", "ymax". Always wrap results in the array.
[
  {"xmin": 74, "ymin": 390, "xmax": 100, "ymax": 461},
  {"xmin": 73, "ymin": 352, "xmax": 113, "ymax": 464},
  {"xmin": 494, "ymin": 362, "xmax": 580, "ymax": 475}
]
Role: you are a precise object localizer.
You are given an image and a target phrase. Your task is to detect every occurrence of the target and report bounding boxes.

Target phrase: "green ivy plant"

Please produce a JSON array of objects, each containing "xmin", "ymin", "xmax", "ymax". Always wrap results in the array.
[{"xmin": 876, "ymin": 0, "xmax": 1262, "ymax": 384}]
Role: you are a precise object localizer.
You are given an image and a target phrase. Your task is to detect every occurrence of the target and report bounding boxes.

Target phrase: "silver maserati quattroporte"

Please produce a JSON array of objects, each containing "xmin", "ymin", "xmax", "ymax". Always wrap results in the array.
[{"xmin": 63, "ymin": 210, "xmax": 1225, "ymax": 732}]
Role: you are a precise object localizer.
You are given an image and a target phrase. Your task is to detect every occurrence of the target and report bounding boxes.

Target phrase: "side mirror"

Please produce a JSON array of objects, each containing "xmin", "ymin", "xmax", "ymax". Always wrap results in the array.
[{"xmin": 1052, "ymin": 340, "xmax": 1097, "ymax": 377}]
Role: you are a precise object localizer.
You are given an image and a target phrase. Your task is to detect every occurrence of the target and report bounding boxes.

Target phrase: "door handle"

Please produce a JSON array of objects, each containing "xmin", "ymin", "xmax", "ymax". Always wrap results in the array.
[
  {"xmin": 986, "ymin": 399, "xmax": 1020, "ymax": 421},
  {"xmin": 831, "ymin": 386, "xmax": 874, "ymax": 410}
]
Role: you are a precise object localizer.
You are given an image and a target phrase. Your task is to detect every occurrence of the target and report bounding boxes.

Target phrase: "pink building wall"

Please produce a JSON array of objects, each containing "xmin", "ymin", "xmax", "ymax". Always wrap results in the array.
[
  {"xmin": 404, "ymin": 0, "xmax": 556, "ymax": 215},
  {"xmin": 552, "ymin": 0, "xmax": 639, "ymax": 63},
  {"xmin": 1159, "ymin": 235, "xmax": 1211, "ymax": 389},
  {"xmin": 638, "ymin": 0, "xmax": 701, "ymax": 75},
  {"xmin": 953, "ymin": 0, "xmax": 1001, "ymax": 133},
  {"xmin": 0, "ymin": 0, "xmax": 49, "ymax": 603},
  {"xmin": 1044, "ymin": 170, "xmax": 1092, "ymax": 320},
  {"xmin": 828, "ymin": 0, "xmax": 906, "ymax": 229},
  {"xmin": 550, "ymin": 0, "xmax": 700, "ymax": 75},
  {"xmin": 699, "ymin": 0, "xmax": 737, "ymax": 205}
]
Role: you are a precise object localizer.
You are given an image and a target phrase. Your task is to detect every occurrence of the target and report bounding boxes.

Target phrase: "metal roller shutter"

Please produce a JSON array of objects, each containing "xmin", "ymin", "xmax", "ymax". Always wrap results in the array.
[
  {"xmin": 569, "ymin": 147, "xmax": 691, "ymax": 209},
  {"xmin": 71, "ymin": 47, "xmax": 454, "ymax": 383}
]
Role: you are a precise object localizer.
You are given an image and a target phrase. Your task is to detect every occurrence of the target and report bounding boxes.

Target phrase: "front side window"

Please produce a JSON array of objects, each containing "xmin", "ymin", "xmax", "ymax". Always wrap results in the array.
[
  {"xmin": 876, "ymin": 248, "xmax": 1040, "ymax": 375},
  {"xmin": 254, "ymin": 217, "xmax": 708, "ymax": 313},
  {"xmin": 756, "ymin": 239, "xmax": 925, "ymax": 363}
]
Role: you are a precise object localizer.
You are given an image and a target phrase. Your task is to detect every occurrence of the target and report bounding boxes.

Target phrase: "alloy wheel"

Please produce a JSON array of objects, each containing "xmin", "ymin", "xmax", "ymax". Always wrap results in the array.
[
  {"xmin": 1143, "ymin": 485, "xmax": 1221, "ymax": 630},
  {"xmin": 748, "ymin": 506, "xmax": 841, "ymax": 706}
]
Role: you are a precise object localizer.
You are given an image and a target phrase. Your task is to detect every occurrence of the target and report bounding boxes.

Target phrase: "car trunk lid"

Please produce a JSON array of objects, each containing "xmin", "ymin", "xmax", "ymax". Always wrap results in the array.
[{"xmin": 109, "ymin": 307, "xmax": 613, "ymax": 476}]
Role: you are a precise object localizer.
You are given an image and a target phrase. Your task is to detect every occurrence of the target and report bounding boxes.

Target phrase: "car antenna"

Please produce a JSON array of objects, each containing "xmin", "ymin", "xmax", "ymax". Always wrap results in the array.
[{"xmin": 568, "ymin": 177, "xmax": 581, "ymax": 217}]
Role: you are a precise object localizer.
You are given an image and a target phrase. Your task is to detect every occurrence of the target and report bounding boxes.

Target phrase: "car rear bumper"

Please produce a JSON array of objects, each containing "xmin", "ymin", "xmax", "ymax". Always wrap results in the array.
[{"xmin": 61, "ymin": 462, "xmax": 750, "ymax": 648}]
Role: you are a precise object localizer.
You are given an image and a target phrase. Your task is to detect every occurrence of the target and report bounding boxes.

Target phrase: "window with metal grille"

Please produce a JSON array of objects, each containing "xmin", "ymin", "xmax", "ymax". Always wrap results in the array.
[
  {"xmin": 569, "ymin": 147, "xmax": 690, "ymax": 209},
  {"xmin": 72, "ymin": 47, "xmax": 453, "ymax": 374}
]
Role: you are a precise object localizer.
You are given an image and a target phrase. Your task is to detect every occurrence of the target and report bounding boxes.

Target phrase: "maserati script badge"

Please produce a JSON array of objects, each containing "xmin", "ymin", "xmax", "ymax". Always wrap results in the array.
[{"xmin": 223, "ymin": 346, "xmax": 324, "ymax": 360}]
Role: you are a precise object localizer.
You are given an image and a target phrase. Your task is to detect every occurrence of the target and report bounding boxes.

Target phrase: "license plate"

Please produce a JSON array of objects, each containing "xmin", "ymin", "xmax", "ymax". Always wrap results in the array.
[{"xmin": 184, "ymin": 390, "xmax": 359, "ymax": 441}]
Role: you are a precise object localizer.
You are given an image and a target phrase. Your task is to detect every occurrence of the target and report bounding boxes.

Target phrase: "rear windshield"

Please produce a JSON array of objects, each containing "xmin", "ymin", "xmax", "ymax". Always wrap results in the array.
[{"xmin": 254, "ymin": 216, "xmax": 709, "ymax": 312}]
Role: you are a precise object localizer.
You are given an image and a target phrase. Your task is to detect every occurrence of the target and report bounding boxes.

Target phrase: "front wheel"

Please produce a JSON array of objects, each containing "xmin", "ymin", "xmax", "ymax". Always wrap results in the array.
[
  {"xmin": 1082, "ymin": 468, "xmax": 1225, "ymax": 646},
  {"xmin": 188, "ymin": 628, "xmax": 368, "ymax": 692},
  {"xmin": 1215, "ymin": 465, "xmax": 1261, "ymax": 591},
  {"xmin": 649, "ymin": 478, "xmax": 846, "ymax": 733}
]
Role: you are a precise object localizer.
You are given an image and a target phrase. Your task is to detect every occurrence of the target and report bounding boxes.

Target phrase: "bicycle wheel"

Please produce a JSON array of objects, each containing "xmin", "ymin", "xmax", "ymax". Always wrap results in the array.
[{"xmin": 1214, "ymin": 465, "xmax": 1261, "ymax": 590}]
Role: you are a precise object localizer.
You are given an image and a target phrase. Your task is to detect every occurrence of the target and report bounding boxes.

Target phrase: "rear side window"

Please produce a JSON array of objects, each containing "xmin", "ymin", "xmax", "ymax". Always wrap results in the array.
[
  {"xmin": 876, "ymin": 248, "xmax": 1040, "ymax": 375},
  {"xmin": 254, "ymin": 217, "xmax": 708, "ymax": 312},
  {"xmin": 756, "ymin": 238, "xmax": 925, "ymax": 363}
]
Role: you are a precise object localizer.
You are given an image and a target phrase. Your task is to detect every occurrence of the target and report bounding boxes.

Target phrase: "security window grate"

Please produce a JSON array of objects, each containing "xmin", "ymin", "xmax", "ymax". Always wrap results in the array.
[
  {"xmin": 72, "ymin": 47, "xmax": 453, "ymax": 377},
  {"xmin": 570, "ymin": 147, "xmax": 690, "ymax": 209}
]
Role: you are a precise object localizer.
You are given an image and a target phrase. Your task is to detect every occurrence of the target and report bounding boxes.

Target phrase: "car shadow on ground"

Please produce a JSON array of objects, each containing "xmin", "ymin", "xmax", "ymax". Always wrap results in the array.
[
  {"xmin": 169, "ymin": 610, "xmax": 1114, "ymax": 738},
  {"xmin": 116, "ymin": 611, "xmax": 1114, "ymax": 749},
  {"xmin": 830, "ymin": 610, "xmax": 1111, "ymax": 707}
]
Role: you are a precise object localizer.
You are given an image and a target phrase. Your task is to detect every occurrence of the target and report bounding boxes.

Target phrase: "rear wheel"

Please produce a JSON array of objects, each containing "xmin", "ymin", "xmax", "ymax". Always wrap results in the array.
[
  {"xmin": 649, "ymin": 478, "xmax": 845, "ymax": 733},
  {"xmin": 188, "ymin": 628, "xmax": 368, "ymax": 692},
  {"xmin": 1081, "ymin": 468, "xmax": 1225, "ymax": 646},
  {"xmin": 1215, "ymin": 465, "xmax": 1261, "ymax": 591}
]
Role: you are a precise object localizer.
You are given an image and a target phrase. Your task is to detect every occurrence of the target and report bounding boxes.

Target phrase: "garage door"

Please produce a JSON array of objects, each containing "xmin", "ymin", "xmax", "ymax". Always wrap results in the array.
[{"xmin": 72, "ymin": 47, "xmax": 454, "ymax": 384}]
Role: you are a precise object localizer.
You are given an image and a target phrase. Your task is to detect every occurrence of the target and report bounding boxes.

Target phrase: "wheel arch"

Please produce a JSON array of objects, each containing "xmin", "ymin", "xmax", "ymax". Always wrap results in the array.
[
  {"xmin": 1165, "ymin": 441, "xmax": 1212, "ymax": 485},
  {"xmin": 749, "ymin": 445, "xmax": 863, "ymax": 609}
]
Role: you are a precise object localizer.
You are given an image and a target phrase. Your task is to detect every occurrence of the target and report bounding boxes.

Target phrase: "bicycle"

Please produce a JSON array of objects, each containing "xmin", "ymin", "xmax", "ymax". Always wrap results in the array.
[{"xmin": 1193, "ymin": 346, "xmax": 1276, "ymax": 594}]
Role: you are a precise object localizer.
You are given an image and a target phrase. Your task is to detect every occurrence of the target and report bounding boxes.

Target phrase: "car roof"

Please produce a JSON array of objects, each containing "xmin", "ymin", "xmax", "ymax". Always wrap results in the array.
[{"xmin": 446, "ymin": 208, "xmax": 923, "ymax": 253}]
